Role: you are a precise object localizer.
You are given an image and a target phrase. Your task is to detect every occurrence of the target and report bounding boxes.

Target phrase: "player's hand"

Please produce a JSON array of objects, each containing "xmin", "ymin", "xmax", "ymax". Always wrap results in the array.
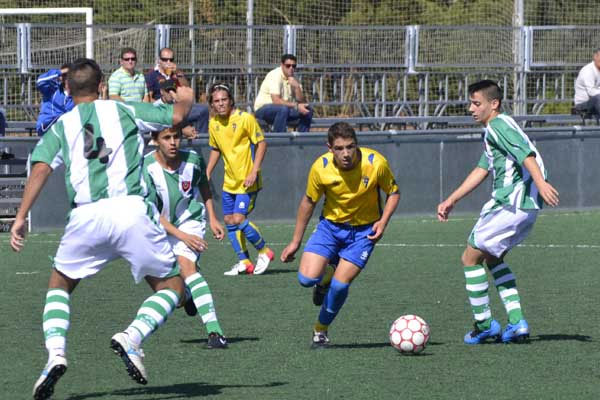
[
  {"xmin": 181, "ymin": 233, "xmax": 208, "ymax": 253},
  {"xmin": 244, "ymin": 171, "xmax": 258, "ymax": 188},
  {"xmin": 298, "ymin": 103, "xmax": 310, "ymax": 115},
  {"xmin": 10, "ymin": 217, "xmax": 27, "ymax": 252},
  {"xmin": 210, "ymin": 219, "xmax": 225, "ymax": 241},
  {"xmin": 280, "ymin": 242, "xmax": 299, "ymax": 263},
  {"xmin": 437, "ymin": 199, "xmax": 454, "ymax": 222},
  {"xmin": 181, "ymin": 125, "xmax": 198, "ymax": 139},
  {"xmin": 367, "ymin": 220, "xmax": 385, "ymax": 242},
  {"xmin": 538, "ymin": 181, "xmax": 559, "ymax": 207}
]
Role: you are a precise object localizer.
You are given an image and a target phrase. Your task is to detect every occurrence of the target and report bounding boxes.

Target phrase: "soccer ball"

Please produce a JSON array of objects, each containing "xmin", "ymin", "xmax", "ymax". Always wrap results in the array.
[{"xmin": 389, "ymin": 314, "xmax": 430, "ymax": 354}]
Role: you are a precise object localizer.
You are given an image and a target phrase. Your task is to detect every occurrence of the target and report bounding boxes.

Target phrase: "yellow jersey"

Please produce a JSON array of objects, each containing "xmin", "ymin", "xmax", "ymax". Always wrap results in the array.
[
  {"xmin": 208, "ymin": 109, "xmax": 265, "ymax": 194},
  {"xmin": 306, "ymin": 147, "xmax": 399, "ymax": 226}
]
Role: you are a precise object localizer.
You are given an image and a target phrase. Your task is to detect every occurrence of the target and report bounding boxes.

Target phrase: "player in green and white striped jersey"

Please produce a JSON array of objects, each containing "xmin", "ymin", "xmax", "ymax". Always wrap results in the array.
[
  {"xmin": 143, "ymin": 127, "xmax": 228, "ymax": 349},
  {"xmin": 437, "ymin": 80, "xmax": 559, "ymax": 345},
  {"xmin": 10, "ymin": 58, "xmax": 194, "ymax": 399}
]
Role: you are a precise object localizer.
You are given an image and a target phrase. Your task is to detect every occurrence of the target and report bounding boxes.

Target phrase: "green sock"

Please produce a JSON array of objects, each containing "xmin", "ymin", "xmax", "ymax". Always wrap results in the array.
[
  {"xmin": 464, "ymin": 264, "xmax": 492, "ymax": 330},
  {"xmin": 489, "ymin": 262, "xmax": 524, "ymax": 325},
  {"xmin": 185, "ymin": 273, "xmax": 224, "ymax": 335}
]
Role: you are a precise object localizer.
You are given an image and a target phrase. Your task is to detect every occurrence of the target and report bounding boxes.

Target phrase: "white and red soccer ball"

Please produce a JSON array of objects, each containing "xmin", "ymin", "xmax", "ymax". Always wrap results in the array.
[{"xmin": 389, "ymin": 314, "xmax": 430, "ymax": 354}]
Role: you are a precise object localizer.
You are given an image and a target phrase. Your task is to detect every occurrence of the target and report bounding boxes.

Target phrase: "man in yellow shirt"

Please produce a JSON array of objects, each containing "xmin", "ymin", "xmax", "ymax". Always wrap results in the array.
[
  {"xmin": 254, "ymin": 54, "xmax": 312, "ymax": 133},
  {"xmin": 280, "ymin": 122, "xmax": 400, "ymax": 348},
  {"xmin": 207, "ymin": 83, "xmax": 275, "ymax": 275}
]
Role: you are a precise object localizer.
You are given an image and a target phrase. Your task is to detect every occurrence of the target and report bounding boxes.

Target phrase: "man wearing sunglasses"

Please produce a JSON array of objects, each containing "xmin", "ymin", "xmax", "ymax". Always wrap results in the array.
[
  {"xmin": 108, "ymin": 47, "xmax": 150, "ymax": 103},
  {"xmin": 254, "ymin": 54, "xmax": 313, "ymax": 133},
  {"xmin": 146, "ymin": 47, "xmax": 209, "ymax": 133}
]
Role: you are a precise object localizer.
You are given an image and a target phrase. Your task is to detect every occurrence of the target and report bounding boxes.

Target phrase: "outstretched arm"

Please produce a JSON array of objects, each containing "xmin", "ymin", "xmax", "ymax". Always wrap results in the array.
[
  {"xmin": 437, "ymin": 166, "xmax": 489, "ymax": 222},
  {"xmin": 522, "ymin": 156, "xmax": 559, "ymax": 207},
  {"xmin": 159, "ymin": 215, "xmax": 207, "ymax": 253},
  {"xmin": 280, "ymin": 195, "xmax": 317, "ymax": 263},
  {"xmin": 10, "ymin": 162, "xmax": 52, "ymax": 251}
]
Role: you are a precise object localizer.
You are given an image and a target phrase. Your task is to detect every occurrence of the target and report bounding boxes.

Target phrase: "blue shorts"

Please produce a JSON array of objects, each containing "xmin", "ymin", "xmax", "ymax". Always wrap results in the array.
[
  {"xmin": 222, "ymin": 191, "xmax": 258, "ymax": 216},
  {"xmin": 304, "ymin": 218, "xmax": 376, "ymax": 269}
]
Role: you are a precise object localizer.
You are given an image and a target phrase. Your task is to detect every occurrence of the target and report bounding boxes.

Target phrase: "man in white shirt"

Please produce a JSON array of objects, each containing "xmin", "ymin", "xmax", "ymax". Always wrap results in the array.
[
  {"xmin": 574, "ymin": 48, "xmax": 600, "ymax": 116},
  {"xmin": 254, "ymin": 54, "xmax": 312, "ymax": 133}
]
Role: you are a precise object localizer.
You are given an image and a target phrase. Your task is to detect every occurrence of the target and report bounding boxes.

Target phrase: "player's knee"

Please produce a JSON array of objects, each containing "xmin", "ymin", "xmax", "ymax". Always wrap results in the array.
[
  {"xmin": 231, "ymin": 214, "xmax": 246, "ymax": 225},
  {"xmin": 297, "ymin": 271, "xmax": 320, "ymax": 287}
]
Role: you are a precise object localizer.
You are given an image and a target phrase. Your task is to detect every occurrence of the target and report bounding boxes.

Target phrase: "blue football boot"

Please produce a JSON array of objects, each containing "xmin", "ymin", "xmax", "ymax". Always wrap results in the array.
[
  {"xmin": 501, "ymin": 319, "xmax": 530, "ymax": 343},
  {"xmin": 464, "ymin": 319, "xmax": 501, "ymax": 344}
]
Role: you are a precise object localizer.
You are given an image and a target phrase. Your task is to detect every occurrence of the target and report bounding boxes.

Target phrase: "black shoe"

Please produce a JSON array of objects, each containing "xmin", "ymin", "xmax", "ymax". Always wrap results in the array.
[
  {"xmin": 183, "ymin": 288, "xmax": 197, "ymax": 316},
  {"xmin": 206, "ymin": 332, "xmax": 228, "ymax": 349},
  {"xmin": 311, "ymin": 331, "xmax": 330, "ymax": 349},
  {"xmin": 312, "ymin": 284, "xmax": 329, "ymax": 306}
]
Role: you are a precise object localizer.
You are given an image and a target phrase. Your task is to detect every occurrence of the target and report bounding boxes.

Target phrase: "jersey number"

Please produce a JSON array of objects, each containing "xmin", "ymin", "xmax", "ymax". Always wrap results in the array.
[{"xmin": 83, "ymin": 123, "xmax": 112, "ymax": 164}]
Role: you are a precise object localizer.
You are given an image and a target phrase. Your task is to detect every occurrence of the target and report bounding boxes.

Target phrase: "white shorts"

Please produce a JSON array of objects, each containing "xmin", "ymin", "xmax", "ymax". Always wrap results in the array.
[
  {"xmin": 168, "ymin": 219, "xmax": 206, "ymax": 263},
  {"xmin": 53, "ymin": 196, "xmax": 176, "ymax": 284},
  {"xmin": 468, "ymin": 206, "xmax": 538, "ymax": 258}
]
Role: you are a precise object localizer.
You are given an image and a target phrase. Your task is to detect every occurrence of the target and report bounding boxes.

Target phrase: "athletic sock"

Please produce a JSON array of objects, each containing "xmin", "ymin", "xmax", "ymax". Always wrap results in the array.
[
  {"xmin": 125, "ymin": 289, "xmax": 179, "ymax": 346},
  {"xmin": 317, "ymin": 278, "xmax": 350, "ymax": 326},
  {"xmin": 43, "ymin": 289, "xmax": 70, "ymax": 359},
  {"xmin": 238, "ymin": 220, "xmax": 266, "ymax": 250},
  {"xmin": 185, "ymin": 273, "xmax": 224, "ymax": 335},
  {"xmin": 226, "ymin": 223, "xmax": 250, "ymax": 261},
  {"xmin": 489, "ymin": 262, "xmax": 524, "ymax": 324},
  {"xmin": 314, "ymin": 321, "xmax": 329, "ymax": 333},
  {"xmin": 464, "ymin": 264, "xmax": 492, "ymax": 330}
]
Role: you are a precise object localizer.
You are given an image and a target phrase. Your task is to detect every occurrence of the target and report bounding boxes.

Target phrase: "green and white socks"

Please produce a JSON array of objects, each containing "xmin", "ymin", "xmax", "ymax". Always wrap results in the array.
[
  {"xmin": 185, "ymin": 272, "xmax": 224, "ymax": 335},
  {"xmin": 464, "ymin": 265, "xmax": 492, "ymax": 329},
  {"xmin": 124, "ymin": 289, "xmax": 179, "ymax": 346},
  {"xmin": 464, "ymin": 262, "xmax": 524, "ymax": 328},
  {"xmin": 489, "ymin": 262, "xmax": 523, "ymax": 324},
  {"xmin": 43, "ymin": 289, "xmax": 70, "ymax": 358}
]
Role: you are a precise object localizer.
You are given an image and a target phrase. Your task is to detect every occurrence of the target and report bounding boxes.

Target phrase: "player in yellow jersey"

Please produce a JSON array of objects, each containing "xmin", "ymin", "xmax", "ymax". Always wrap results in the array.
[
  {"xmin": 280, "ymin": 122, "xmax": 400, "ymax": 348},
  {"xmin": 206, "ymin": 83, "xmax": 275, "ymax": 275}
]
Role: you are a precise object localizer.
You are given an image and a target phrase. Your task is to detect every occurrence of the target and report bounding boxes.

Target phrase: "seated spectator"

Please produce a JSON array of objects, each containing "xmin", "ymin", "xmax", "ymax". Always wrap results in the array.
[
  {"xmin": 108, "ymin": 47, "xmax": 150, "ymax": 102},
  {"xmin": 574, "ymin": 48, "xmax": 600, "ymax": 116},
  {"xmin": 254, "ymin": 54, "xmax": 312, "ymax": 133},
  {"xmin": 35, "ymin": 64, "xmax": 74, "ymax": 136}
]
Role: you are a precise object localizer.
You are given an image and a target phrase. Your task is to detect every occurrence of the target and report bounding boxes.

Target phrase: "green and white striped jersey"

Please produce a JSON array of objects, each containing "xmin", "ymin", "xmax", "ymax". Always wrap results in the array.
[
  {"xmin": 478, "ymin": 113, "xmax": 547, "ymax": 213},
  {"xmin": 143, "ymin": 149, "xmax": 207, "ymax": 227},
  {"xmin": 31, "ymin": 100, "xmax": 173, "ymax": 208}
]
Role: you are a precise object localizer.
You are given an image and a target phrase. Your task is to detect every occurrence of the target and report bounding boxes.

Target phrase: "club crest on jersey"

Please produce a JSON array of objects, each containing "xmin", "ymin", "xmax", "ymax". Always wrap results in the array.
[
  {"xmin": 181, "ymin": 181, "xmax": 191, "ymax": 192},
  {"xmin": 232, "ymin": 123, "xmax": 237, "ymax": 132},
  {"xmin": 362, "ymin": 176, "xmax": 369, "ymax": 187}
]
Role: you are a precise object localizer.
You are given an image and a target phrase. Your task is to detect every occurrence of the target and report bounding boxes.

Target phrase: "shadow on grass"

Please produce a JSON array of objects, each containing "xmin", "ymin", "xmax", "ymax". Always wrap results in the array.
[
  {"xmin": 330, "ymin": 340, "xmax": 444, "ymax": 349},
  {"xmin": 258, "ymin": 268, "xmax": 296, "ymax": 275},
  {"xmin": 66, "ymin": 381, "xmax": 287, "ymax": 400},
  {"xmin": 532, "ymin": 334, "xmax": 592, "ymax": 342},
  {"xmin": 179, "ymin": 336, "xmax": 259, "ymax": 345}
]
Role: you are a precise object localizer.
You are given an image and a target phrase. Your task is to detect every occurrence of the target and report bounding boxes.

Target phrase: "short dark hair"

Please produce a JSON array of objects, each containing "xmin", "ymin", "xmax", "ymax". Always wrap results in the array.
[
  {"xmin": 208, "ymin": 82, "xmax": 234, "ymax": 107},
  {"xmin": 281, "ymin": 54, "xmax": 297, "ymax": 64},
  {"xmin": 120, "ymin": 47, "xmax": 137, "ymax": 59},
  {"xmin": 151, "ymin": 126, "xmax": 181, "ymax": 141},
  {"xmin": 327, "ymin": 122, "xmax": 357, "ymax": 145},
  {"xmin": 67, "ymin": 58, "xmax": 103, "ymax": 97},
  {"xmin": 468, "ymin": 80, "xmax": 502, "ymax": 107}
]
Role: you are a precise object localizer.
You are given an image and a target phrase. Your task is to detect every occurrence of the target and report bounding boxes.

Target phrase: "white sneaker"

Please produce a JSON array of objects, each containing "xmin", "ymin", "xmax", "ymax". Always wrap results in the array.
[
  {"xmin": 254, "ymin": 249, "xmax": 275, "ymax": 275},
  {"xmin": 224, "ymin": 261, "xmax": 253, "ymax": 276},
  {"xmin": 33, "ymin": 355, "xmax": 67, "ymax": 400},
  {"xmin": 110, "ymin": 332, "xmax": 148, "ymax": 385}
]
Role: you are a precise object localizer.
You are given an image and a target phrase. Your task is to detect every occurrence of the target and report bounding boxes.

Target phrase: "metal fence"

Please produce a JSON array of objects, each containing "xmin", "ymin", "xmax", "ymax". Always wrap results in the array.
[{"xmin": 0, "ymin": 23, "xmax": 597, "ymax": 120}]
